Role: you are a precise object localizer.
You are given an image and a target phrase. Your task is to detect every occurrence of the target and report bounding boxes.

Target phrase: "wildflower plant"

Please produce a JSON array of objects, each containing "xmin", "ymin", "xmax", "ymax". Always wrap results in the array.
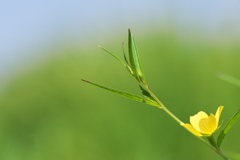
[{"xmin": 82, "ymin": 29, "xmax": 240, "ymax": 160}]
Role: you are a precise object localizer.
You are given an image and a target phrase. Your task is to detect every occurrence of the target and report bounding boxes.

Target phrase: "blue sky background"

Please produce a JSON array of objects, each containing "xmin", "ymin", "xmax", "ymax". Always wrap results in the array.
[{"xmin": 1, "ymin": 0, "xmax": 240, "ymax": 85}]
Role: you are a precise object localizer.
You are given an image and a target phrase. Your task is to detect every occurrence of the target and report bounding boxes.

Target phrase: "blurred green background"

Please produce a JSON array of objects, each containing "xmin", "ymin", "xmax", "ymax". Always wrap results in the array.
[
  {"xmin": 1, "ymin": 29, "xmax": 240, "ymax": 160},
  {"xmin": 1, "ymin": 1, "xmax": 240, "ymax": 160}
]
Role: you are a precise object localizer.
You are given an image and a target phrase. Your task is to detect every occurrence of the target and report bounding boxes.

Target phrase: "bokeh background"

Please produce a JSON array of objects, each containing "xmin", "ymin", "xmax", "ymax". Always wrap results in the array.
[{"xmin": 1, "ymin": 1, "xmax": 240, "ymax": 160}]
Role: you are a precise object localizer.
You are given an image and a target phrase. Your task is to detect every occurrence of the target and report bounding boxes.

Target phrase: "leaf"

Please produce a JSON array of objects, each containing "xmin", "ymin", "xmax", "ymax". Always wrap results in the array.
[
  {"xmin": 139, "ymin": 85, "xmax": 156, "ymax": 102},
  {"xmin": 121, "ymin": 42, "xmax": 134, "ymax": 75},
  {"xmin": 98, "ymin": 45, "xmax": 126, "ymax": 67},
  {"xmin": 128, "ymin": 29, "xmax": 146, "ymax": 84},
  {"xmin": 98, "ymin": 45, "xmax": 133, "ymax": 75},
  {"xmin": 81, "ymin": 79, "xmax": 159, "ymax": 107},
  {"xmin": 217, "ymin": 73, "xmax": 240, "ymax": 87},
  {"xmin": 217, "ymin": 109, "xmax": 240, "ymax": 147},
  {"xmin": 122, "ymin": 42, "xmax": 129, "ymax": 66}
]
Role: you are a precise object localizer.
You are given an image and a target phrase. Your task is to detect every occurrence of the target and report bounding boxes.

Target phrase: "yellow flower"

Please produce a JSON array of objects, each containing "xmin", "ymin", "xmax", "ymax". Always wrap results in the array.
[{"xmin": 181, "ymin": 106, "xmax": 224, "ymax": 137}]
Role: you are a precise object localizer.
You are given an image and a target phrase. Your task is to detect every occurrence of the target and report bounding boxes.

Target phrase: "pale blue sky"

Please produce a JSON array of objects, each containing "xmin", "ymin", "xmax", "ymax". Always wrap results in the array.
[{"xmin": 1, "ymin": 0, "xmax": 240, "ymax": 85}]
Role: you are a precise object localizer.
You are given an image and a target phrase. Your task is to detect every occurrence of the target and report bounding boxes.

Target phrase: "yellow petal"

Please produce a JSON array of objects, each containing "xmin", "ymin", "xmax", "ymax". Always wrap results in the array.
[
  {"xmin": 215, "ymin": 106, "xmax": 224, "ymax": 125},
  {"xmin": 198, "ymin": 114, "xmax": 217, "ymax": 135},
  {"xmin": 181, "ymin": 123, "xmax": 202, "ymax": 136},
  {"xmin": 190, "ymin": 111, "xmax": 208, "ymax": 132}
]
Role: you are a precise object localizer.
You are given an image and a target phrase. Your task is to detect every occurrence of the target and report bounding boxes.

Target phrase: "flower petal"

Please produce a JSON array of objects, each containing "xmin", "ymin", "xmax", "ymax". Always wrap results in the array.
[
  {"xmin": 198, "ymin": 114, "xmax": 217, "ymax": 135},
  {"xmin": 190, "ymin": 111, "xmax": 208, "ymax": 132},
  {"xmin": 215, "ymin": 106, "xmax": 224, "ymax": 125},
  {"xmin": 181, "ymin": 123, "xmax": 202, "ymax": 136}
]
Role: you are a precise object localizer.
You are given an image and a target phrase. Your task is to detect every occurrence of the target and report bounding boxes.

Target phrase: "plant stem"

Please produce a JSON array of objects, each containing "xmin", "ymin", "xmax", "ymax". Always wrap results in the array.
[
  {"xmin": 162, "ymin": 106, "xmax": 183, "ymax": 124},
  {"xmin": 217, "ymin": 149, "xmax": 230, "ymax": 160},
  {"xmin": 207, "ymin": 135, "xmax": 230, "ymax": 160},
  {"xmin": 144, "ymin": 84, "xmax": 183, "ymax": 124},
  {"xmin": 144, "ymin": 84, "xmax": 230, "ymax": 160}
]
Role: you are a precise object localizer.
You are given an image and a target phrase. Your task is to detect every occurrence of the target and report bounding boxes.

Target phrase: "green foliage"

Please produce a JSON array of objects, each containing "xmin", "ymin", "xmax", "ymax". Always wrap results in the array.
[
  {"xmin": 85, "ymin": 30, "xmax": 237, "ymax": 159},
  {"xmin": 127, "ymin": 29, "xmax": 146, "ymax": 84},
  {"xmin": 0, "ymin": 30, "xmax": 240, "ymax": 160},
  {"xmin": 83, "ymin": 30, "xmax": 159, "ymax": 108},
  {"xmin": 217, "ymin": 109, "xmax": 240, "ymax": 147},
  {"xmin": 81, "ymin": 79, "xmax": 158, "ymax": 107}
]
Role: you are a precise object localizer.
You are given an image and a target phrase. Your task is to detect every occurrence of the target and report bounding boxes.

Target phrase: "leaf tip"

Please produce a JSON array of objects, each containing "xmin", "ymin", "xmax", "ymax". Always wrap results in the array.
[
  {"xmin": 128, "ymin": 28, "xmax": 133, "ymax": 35},
  {"xmin": 81, "ymin": 79, "xmax": 88, "ymax": 82}
]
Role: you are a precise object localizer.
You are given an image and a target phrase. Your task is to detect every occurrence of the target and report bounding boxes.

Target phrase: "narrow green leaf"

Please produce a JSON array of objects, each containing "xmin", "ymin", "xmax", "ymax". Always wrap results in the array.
[
  {"xmin": 98, "ymin": 45, "xmax": 126, "ymax": 67},
  {"xmin": 217, "ymin": 73, "xmax": 240, "ymax": 87},
  {"xmin": 139, "ymin": 85, "xmax": 156, "ymax": 102},
  {"xmin": 128, "ymin": 29, "xmax": 135, "ymax": 72},
  {"xmin": 128, "ymin": 29, "xmax": 146, "ymax": 84},
  {"xmin": 122, "ymin": 42, "xmax": 129, "ymax": 66},
  {"xmin": 121, "ymin": 43, "xmax": 134, "ymax": 75},
  {"xmin": 81, "ymin": 79, "xmax": 159, "ymax": 107},
  {"xmin": 98, "ymin": 45, "xmax": 133, "ymax": 75},
  {"xmin": 217, "ymin": 109, "xmax": 240, "ymax": 147}
]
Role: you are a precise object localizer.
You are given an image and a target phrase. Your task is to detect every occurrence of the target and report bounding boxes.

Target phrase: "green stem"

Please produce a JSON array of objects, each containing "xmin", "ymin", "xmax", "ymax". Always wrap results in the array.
[
  {"xmin": 144, "ymin": 84, "xmax": 230, "ymax": 160},
  {"xmin": 144, "ymin": 84, "xmax": 183, "ymax": 124},
  {"xmin": 217, "ymin": 149, "xmax": 230, "ymax": 160},
  {"xmin": 162, "ymin": 107, "xmax": 183, "ymax": 124},
  {"xmin": 145, "ymin": 85, "xmax": 215, "ymax": 152},
  {"xmin": 207, "ymin": 135, "xmax": 230, "ymax": 160}
]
